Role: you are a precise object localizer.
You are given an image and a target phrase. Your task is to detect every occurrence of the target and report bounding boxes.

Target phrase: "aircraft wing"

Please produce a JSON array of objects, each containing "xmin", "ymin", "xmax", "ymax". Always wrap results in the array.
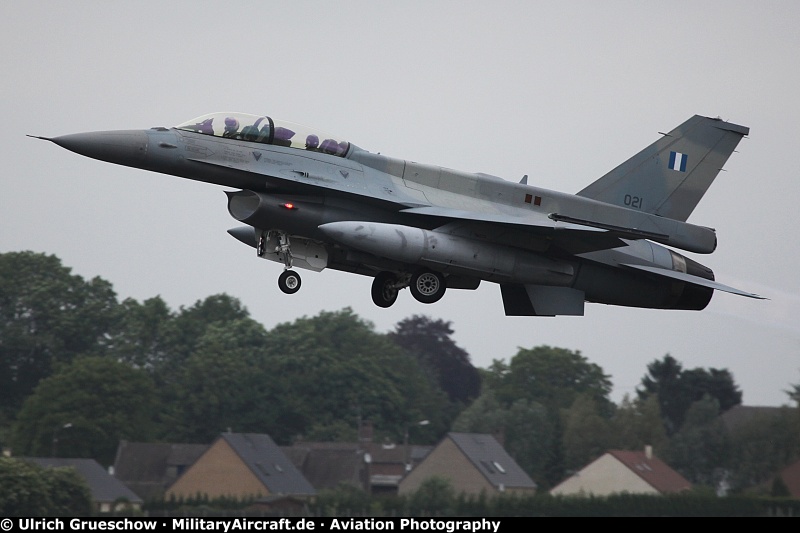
[
  {"xmin": 621, "ymin": 263, "xmax": 765, "ymax": 299},
  {"xmin": 400, "ymin": 205, "xmax": 627, "ymax": 252}
]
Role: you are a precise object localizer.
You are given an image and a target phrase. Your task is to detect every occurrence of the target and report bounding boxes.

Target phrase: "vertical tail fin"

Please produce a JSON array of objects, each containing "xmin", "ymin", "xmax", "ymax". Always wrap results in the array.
[{"xmin": 577, "ymin": 115, "xmax": 749, "ymax": 221}]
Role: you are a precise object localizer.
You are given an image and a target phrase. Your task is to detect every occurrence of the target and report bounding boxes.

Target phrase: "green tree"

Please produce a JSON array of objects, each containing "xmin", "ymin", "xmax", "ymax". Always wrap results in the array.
[
  {"xmin": 637, "ymin": 354, "xmax": 742, "ymax": 435},
  {"xmin": 787, "ymin": 379, "xmax": 800, "ymax": 406},
  {"xmin": 257, "ymin": 309, "xmax": 449, "ymax": 444},
  {"xmin": 12, "ymin": 356, "xmax": 157, "ymax": 465},
  {"xmin": 502, "ymin": 399, "xmax": 555, "ymax": 486},
  {"xmin": 0, "ymin": 457, "xmax": 51, "ymax": 516},
  {"xmin": 0, "ymin": 251, "xmax": 118, "ymax": 418},
  {"xmin": 108, "ymin": 296, "xmax": 173, "ymax": 371},
  {"xmin": 727, "ymin": 406, "xmax": 800, "ymax": 491},
  {"xmin": 157, "ymin": 294, "xmax": 252, "ymax": 379},
  {"xmin": 45, "ymin": 465, "xmax": 95, "ymax": 516},
  {"xmin": 484, "ymin": 346, "xmax": 614, "ymax": 415},
  {"xmin": 561, "ymin": 393, "xmax": 615, "ymax": 473},
  {"xmin": 453, "ymin": 391, "xmax": 555, "ymax": 486},
  {"xmin": 666, "ymin": 395, "xmax": 731, "ymax": 487},
  {"xmin": 0, "ymin": 458, "xmax": 92, "ymax": 516},
  {"xmin": 452, "ymin": 389, "xmax": 505, "ymax": 435},
  {"xmin": 611, "ymin": 394, "xmax": 669, "ymax": 454},
  {"xmin": 388, "ymin": 315, "xmax": 481, "ymax": 405},
  {"xmin": 480, "ymin": 346, "xmax": 612, "ymax": 486},
  {"xmin": 167, "ymin": 309, "xmax": 449, "ymax": 445},
  {"xmin": 408, "ymin": 476, "xmax": 456, "ymax": 516},
  {"xmin": 167, "ymin": 317, "xmax": 272, "ymax": 442}
]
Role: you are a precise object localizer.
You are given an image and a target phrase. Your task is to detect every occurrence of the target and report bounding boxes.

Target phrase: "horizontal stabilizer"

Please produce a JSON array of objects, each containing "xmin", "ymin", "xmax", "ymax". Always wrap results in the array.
[{"xmin": 622, "ymin": 263, "xmax": 765, "ymax": 299}]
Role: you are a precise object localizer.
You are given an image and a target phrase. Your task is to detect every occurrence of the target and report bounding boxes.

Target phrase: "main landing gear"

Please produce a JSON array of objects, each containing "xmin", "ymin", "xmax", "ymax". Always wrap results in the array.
[
  {"xmin": 410, "ymin": 269, "xmax": 446, "ymax": 304},
  {"xmin": 370, "ymin": 269, "xmax": 446, "ymax": 308},
  {"xmin": 371, "ymin": 271, "xmax": 405, "ymax": 308},
  {"xmin": 260, "ymin": 230, "xmax": 303, "ymax": 295},
  {"xmin": 259, "ymin": 230, "xmax": 447, "ymax": 305}
]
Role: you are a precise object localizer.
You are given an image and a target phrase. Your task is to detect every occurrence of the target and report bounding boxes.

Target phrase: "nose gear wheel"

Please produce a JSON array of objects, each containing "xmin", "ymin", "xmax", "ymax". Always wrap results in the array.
[{"xmin": 278, "ymin": 270, "xmax": 302, "ymax": 294}]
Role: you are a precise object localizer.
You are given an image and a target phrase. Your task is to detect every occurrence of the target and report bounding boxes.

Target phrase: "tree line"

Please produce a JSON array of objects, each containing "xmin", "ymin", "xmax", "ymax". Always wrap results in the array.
[{"xmin": 1, "ymin": 251, "xmax": 799, "ymax": 495}]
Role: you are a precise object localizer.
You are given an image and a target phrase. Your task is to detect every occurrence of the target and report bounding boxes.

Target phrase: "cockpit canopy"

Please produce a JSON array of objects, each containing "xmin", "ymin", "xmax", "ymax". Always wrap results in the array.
[{"xmin": 175, "ymin": 112, "xmax": 351, "ymax": 157}]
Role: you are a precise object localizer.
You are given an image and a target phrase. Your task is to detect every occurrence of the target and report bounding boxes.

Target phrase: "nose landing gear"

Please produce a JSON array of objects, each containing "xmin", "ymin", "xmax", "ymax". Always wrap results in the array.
[{"xmin": 260, "ymin": 230, "xmax": 303, "ymax": 295}]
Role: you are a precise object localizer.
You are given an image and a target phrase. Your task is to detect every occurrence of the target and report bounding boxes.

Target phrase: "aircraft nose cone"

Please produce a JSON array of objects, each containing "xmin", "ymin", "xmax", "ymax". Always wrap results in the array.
[{"xmin": 51, "ymin": 130, "xmax": 148, "ymax": 165}]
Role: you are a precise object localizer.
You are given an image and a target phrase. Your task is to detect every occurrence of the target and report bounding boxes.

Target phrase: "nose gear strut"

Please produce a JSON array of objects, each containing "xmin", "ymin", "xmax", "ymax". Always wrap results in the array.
[{"xmin": 259, "ymin": 230, "xmax": 302, "ymax": 294}]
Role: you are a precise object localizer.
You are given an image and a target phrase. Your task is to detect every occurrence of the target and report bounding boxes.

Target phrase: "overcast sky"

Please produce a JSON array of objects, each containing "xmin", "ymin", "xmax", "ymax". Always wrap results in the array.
[{"xmin": 3, "ymin": 1, "xmax": 799, "ymax": 407}]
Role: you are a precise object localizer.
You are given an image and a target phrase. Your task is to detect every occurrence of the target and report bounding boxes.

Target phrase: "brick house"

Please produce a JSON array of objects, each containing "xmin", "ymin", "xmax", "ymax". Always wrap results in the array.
[{"xmin": 165, "ymin": 433, "xmax": 315, "ymax": 501}]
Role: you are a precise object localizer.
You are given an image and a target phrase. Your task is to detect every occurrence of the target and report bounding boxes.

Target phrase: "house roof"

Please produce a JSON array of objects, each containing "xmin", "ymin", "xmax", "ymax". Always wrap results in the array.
[
  {"xmin": 112, "ymin": 441, "xmax": 209, "ymax": 501},
  {"xmin": 25, "ymin": 457, "xmax": 143, "ymax": 504},
  {"xmin": 283, "ymin": 441, "xmax": 432, "ymax": 490},
  {"xmin": 720, "ymin": 405, "xmax": 784, "ymax": 433},
  {"xmin": 779, "ymin": 458, "xmax": 800, "ymax": 498},
  {"xmin": 448, "ymin": 433, "xmax": 537, "ymax": 490},
  {"xmin": 221, "ymin": 433, "xmax": 315, "ymax": 495},
  {"xmin": 283, "ymin": 445, "xmax": 365, "ymax": 490},
  {"xmin": 607, "ymin": 450, "xmax": 691, "ymax": 494}
]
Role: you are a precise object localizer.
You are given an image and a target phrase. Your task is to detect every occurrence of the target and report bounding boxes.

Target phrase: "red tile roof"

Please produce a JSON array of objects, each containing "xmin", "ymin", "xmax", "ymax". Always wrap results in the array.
[
  {"xmin": 779, "ymin": 459, "xmax": 800, "ymax": 498},
  {"xmin": 607, "ymin": 450, "xmax": 692, "ymax": 494}
]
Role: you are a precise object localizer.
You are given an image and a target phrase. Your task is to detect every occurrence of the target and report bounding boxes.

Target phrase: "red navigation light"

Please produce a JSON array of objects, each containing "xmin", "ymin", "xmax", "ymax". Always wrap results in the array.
[{"xmin": 281, "ymin": 203, "xmax": 297, "ymax": 210}]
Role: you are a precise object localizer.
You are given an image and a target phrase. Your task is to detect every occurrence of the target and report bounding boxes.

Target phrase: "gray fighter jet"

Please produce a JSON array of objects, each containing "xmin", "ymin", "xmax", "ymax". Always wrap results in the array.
[{"xmin": 31, "ymin": 112, "xmax": 763, "ymax": 316}]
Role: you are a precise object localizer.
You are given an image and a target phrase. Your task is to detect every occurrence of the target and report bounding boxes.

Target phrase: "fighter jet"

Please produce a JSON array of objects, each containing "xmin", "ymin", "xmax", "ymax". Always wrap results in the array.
[{"xmin": 31, "ymin": 112, "xmax": 763, "ymax": 316}]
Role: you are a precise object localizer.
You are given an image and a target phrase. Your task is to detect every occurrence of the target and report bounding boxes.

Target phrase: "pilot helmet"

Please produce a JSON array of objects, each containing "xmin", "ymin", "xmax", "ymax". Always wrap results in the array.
[{"xmin": 224, "ymin": 117, "xmax": 240, "ymax": 130}]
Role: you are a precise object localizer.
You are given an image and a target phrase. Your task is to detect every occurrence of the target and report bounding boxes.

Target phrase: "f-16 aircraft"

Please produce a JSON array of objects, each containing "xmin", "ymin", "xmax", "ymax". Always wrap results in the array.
[{"xmin": 31, "ymin": 112, "xmax": 763, "ymax": 316}]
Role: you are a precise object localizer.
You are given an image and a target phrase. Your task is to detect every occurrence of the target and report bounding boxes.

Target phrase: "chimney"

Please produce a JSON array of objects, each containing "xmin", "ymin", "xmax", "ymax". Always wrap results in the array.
[
  {"xmin": 644, "ymin": 445, "xmax": 653, "ymax": 460},
  {"xmin": 492, "ymin": 428, "xmax": 506, "ymax": 448},
  {"xmin": 359, "ymin": 420, "xmax": 374, "ymax": 444}
]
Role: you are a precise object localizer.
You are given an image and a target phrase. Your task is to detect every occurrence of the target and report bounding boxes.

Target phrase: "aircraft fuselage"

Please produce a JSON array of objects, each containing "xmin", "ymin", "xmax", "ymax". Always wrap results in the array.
[{"xmin": 36, "ymin": 112, "xmax": 760, "ymax": 316}]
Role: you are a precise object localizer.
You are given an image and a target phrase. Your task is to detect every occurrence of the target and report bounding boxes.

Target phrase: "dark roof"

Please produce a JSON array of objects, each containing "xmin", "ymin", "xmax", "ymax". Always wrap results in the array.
[
  {"xmin": 283, "ymin": 445, "xmax": 365, "ymax": 490},
  {"xmin": 221, "ymin": 433, "xmax": 315, "ymax": 496},
  {"xmin": 607, "ymin": 450, "xmax": 692, "ymax": 494},
  {"xmin": 720, "ymin": 405, "xmax": 784, "ymax": 433},
  {"xmin": 283, "ymin": 441, "xmax": 432, "ymax": 490},
  {"xmin": 25, "ymin": 458, "xmax": 143, "ymax": 504},
  {"xmin": 447, "ymin": 433, "xmax": 537, "ymax": 490},
  {"xmin": 112, "ymin": 441, "xmax": 208, "ymax": 501}
]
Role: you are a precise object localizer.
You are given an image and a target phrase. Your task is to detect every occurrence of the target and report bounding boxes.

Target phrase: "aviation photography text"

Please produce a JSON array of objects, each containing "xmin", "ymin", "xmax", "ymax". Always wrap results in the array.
[{"xmin": 7, "ymin": 518, "xmax": 503, "ymax": 533}]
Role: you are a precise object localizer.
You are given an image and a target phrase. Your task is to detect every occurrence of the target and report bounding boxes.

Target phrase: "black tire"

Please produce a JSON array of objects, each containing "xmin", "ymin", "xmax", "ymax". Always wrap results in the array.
[
  {"xmin": 410, "ymin": 270, "xmax": 446, "ymax": 304},
  {"xmin": 371, "ymin": 271, "xmax": 399, "ymax": 308},
  {"xmin": 278, "ymin": 270, "xmax": 301, "ymax": 294}
]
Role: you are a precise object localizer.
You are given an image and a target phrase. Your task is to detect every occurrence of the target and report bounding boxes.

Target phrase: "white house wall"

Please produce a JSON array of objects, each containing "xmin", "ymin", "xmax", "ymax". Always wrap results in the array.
[{"xmin": 550, "ymin": 454, "xmax": 658, "ymax": 497}]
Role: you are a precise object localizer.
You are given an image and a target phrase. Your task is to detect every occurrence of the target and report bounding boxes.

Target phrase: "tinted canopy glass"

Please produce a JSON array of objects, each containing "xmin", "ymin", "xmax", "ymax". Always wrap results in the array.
[{"xmin": 176, "ymin": 112, "xmax": 350, "ymax": 157}]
